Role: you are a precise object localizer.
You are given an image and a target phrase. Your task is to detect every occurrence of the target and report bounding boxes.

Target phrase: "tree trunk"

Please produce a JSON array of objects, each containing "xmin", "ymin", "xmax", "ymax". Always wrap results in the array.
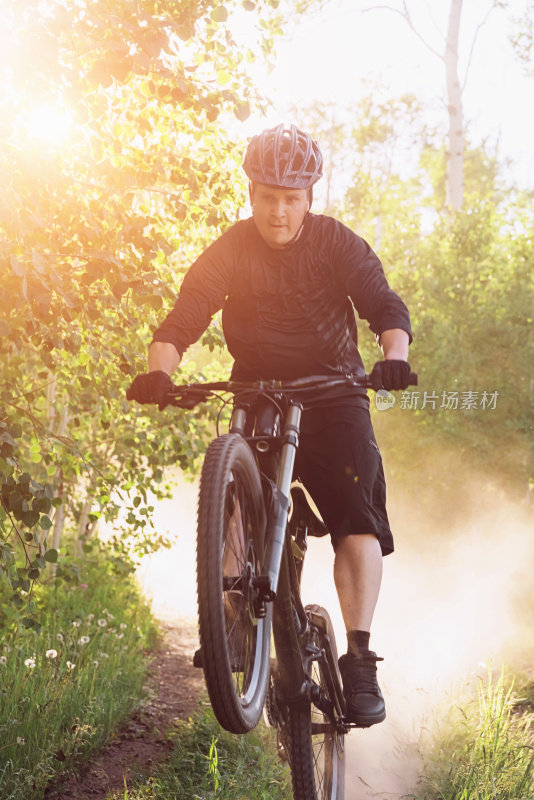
[
  {"xmin": 74, "ymin": 497, "xmax": 93, "ymax": 560},
  {"xmin": 445, "ymin": 0, "xmax": 464, "ymax": 210},
  {"xmin": 50, "ymin": 470, "xmax": 64, "ymax": 580}
]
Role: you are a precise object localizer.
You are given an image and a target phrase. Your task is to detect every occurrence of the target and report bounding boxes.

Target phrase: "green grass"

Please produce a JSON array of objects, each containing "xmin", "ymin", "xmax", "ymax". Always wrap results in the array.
[
  {"xmin": 0, "ymin": 557, "xmax": 158, "ymax": 800},
  {"xmin": 110, "ymin": 705, "xmax": 292, "ymax": 800},
  {"xmin": 410, "ymin": 668, "xmax": 534, "ymax": 800}
]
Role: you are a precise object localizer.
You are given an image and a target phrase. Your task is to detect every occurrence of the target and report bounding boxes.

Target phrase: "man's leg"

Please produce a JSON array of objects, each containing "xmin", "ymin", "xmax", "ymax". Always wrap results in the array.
[
  {"xmin": 334, "ymin": 533, "xmax": 382, "ymax": 631},
  {"xmin": 334, "ymin": 532, "xmax": 386, "ymax": 726}
]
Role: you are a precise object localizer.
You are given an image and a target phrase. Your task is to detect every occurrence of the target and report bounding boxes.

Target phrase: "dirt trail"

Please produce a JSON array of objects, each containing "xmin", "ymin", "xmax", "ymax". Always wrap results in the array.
[{"xmin": 45, "ymin": 621, "xmax": 204, "ymax": 800}]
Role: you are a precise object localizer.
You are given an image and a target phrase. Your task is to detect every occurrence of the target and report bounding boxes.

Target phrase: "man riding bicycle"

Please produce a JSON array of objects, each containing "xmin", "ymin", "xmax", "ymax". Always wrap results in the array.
[{"xmin": 128, "ymin": 123, "xmax": 413, "ymax": 728}]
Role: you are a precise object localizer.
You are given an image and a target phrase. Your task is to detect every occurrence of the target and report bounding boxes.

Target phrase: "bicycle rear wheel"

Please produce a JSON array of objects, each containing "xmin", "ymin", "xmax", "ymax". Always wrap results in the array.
[
  {"xmin": 284, "ymin": 608, "xmax": 345, "ymax": 800},
  {"xmin": 197, "ymin": 433, "xmax": 271, "ymax": 734}
]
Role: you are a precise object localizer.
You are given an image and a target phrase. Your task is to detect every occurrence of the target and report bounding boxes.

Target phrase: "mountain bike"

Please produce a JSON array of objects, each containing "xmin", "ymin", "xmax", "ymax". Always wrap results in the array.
[{"xmin": 164, "ymin": 372, "xmax": 417, "ymax": 800}]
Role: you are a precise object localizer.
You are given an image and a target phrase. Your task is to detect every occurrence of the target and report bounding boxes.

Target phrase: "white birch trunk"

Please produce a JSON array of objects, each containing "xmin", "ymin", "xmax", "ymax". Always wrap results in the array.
[
  {"xmin": 74, "ymin": 497, "xmax": 93, "ymax": 560},
  {"xmin": 445, "ymin": 0, "xmax": 464, "ymax": 210},
  {"xmin": 50, "ymin": 472, "xmax": 64, "ymax": 580}
]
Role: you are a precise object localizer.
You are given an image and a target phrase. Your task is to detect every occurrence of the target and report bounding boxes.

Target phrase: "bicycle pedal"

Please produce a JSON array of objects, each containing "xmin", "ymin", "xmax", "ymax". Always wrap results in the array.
[{"xmin": 339, "ymin": 715, "xmax": 379, "ymax": 730}]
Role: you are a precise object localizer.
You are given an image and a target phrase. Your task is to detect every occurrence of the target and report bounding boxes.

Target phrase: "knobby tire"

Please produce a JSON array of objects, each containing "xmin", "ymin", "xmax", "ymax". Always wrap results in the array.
[
  {"xmin": 286, "ymin": 608, "xmax": 345, "ymax": 800},
  {"xmin": 274, "ymin": 546, "xmax": 345, "ymax": 799},
  {"xmin": 197, "ymin": 433, "xmax": 271, "ymax": 734}
]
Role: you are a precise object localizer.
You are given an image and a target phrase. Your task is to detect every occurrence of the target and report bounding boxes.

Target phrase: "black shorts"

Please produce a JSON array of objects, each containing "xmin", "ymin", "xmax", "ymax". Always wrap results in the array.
[{"xmin": 293, "ymin": 403, "xmax": 394, "ymax": 556}]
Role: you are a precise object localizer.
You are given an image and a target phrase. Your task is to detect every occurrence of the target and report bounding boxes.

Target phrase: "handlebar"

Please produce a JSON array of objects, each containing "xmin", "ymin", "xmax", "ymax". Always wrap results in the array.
[{"xmin": 165, "ymin": 372, "xmax": 418, "ymax": 409}]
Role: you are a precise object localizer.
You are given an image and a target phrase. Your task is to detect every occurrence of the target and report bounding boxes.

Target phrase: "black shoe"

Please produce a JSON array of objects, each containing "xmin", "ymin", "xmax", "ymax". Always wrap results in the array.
[
  {"xmin": 193, "ymin": 643, "xmax": 245, "ymax": 672},
  {"xmin": 338, "ymin": 651, "xmax": 386, "ymax": 727},
  {"xmin": 193, "ymin": 647, "xmax": 204, "ymax": 668}
]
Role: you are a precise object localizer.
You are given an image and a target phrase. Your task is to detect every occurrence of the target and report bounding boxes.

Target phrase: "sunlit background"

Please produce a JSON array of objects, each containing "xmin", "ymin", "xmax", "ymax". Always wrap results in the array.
[{"xmin": 230, "ymin": 0, "xmax": 534, "ymax": 192}]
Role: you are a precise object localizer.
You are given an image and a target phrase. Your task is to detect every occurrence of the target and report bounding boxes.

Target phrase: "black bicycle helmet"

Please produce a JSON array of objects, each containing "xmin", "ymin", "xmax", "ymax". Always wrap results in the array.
[{"xmin": 243, "ymin": 123, "xmax": 323, "ymax": 189}]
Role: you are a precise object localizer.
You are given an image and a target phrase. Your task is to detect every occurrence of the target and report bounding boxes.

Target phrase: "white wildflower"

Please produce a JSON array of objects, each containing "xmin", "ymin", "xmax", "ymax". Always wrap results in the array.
[
  {"xmin": 119, "ymin": 623, "xmax": 127, "ymax": 630},
  {"xmin": 56, "ymin": 633, "xmax": 64, "ymax": 643},
  {"xmin": 116, "ymin": 633, "xmax": 124, "ymax": 640},
  {"xmin": 0, "ymin": 656, "xmax": 7, "ymax": 665},
  {"xmin": 66, "ymin": 661, "xmax": 76, "ymax": 670},
  {"xmin": 17, "ymin": 737, "xmax": 25, "ymax": 745},
  {"xmin": 87, "ymin": 613, "xmax": 95, "ymax": 622},
  {"xmin": 72, "ymin": 620, "xmax": 81, "ymax": 628},
  {"xmin": 78, "ymin": 636, "xmax": 90, "ymax": 645},
  {"xmin": 92, "ymin": 660, "xmax": 99, "ymax": 667},
  {"xmin": 97, "ymin": 618, "xmax": 107, "ymax": 627},
  {"xmin": 24, "ymin": 658, "xmax": 36, "ymax": 669},
  {"xmin": 45, "ymin": 649, "xmax": 58, "ymax": 659}
]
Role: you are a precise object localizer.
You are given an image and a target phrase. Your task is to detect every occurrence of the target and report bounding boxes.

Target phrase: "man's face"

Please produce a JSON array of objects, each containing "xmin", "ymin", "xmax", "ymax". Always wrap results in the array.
[{"xmin": 251, "ymin": 183, "xmax": 310, "ymax": 249}]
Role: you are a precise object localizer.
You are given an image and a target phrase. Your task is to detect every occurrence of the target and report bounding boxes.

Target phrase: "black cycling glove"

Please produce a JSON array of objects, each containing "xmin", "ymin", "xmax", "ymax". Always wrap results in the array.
[
  {"xmin": 370, "ymin": 360, "xmax": 411, "ymax": 391},
  {"xmin": 126, "ymin": 371, "xmax": 173, "ymax": 410}
]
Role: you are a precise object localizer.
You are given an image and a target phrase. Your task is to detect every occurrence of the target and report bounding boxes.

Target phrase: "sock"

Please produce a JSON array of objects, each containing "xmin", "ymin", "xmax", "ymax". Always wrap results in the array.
[{"xmin": 347, "ymin": 629, "xmax": 370, "ymax": 658}]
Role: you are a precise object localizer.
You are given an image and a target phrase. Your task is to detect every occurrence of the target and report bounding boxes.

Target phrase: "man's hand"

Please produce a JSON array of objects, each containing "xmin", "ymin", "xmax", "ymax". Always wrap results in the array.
[
  {"xmin": 370, "ymin": 360, "xmax": 411, "ymax": 391},
  {"xmin": 126, "ymin": 371, "xmax": 173, "ymax": 410}
]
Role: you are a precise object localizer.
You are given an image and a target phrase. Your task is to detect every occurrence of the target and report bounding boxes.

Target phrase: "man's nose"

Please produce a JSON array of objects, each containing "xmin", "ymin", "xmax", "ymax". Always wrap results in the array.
[{"xmin": 270, "ymin": 200, "xmax": 286, "ymax": 217}]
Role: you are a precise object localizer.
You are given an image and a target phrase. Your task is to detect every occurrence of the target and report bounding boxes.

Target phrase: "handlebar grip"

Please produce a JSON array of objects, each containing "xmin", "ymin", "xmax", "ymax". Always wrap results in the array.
[{"xmin": 409, "ymin": 372, "xmax": 418, "ymax": 386}]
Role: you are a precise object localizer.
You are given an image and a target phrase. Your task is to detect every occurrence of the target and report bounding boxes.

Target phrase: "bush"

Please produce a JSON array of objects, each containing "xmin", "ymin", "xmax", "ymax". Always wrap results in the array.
[
  {"xmin": 0, "ymin": 553, "xmax": 157, "ymax": 800},
  {"xmin": 412, "ymin": 669, "xmax": 534, "ymax": 800}
]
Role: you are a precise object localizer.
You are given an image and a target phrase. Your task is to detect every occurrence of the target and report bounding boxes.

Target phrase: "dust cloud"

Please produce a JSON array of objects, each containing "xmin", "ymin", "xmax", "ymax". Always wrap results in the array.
[{"xmin": 136, "ymin": 468, "xmax": 533, "ymax": 800}]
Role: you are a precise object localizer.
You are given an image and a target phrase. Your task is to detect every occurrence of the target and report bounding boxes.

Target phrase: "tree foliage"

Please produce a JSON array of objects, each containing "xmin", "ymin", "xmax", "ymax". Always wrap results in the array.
[
  {"xmin": 0, "ymin": 0, "xmax": 316, "ymax": 627},
  {"xmin": 294, "ymin": 94, "xmax": 533, "ymax": 495}
]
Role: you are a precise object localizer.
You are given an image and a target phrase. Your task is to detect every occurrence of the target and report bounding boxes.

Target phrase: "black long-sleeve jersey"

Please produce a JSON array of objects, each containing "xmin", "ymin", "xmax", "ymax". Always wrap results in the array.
[{"xmin": 153, "ymin": 213, "xmax": 412, "ymax": 394}]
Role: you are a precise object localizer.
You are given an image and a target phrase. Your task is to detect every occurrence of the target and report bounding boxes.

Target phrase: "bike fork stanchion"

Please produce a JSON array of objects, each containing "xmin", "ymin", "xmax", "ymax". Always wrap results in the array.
[{"xmin": 262, "ymin": 402, "xmax": 302, "ymax": 598}]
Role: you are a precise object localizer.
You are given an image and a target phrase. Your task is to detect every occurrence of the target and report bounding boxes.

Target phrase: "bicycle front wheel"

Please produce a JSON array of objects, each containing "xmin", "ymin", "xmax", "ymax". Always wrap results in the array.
[
  {"xmin": 285, "ymin": 607, "xmax": 345, "ymax": 800},
  {"xmin": 197, "ymin": 433, "xmax": 271, "ymax": 734}
]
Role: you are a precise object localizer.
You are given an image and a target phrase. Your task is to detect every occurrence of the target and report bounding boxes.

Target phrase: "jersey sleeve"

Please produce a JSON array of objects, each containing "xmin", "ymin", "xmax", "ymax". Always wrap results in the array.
[
  {"xmin": 331, "ymin": 220, "xmax": 413, "ymax": 344},
  {"xmin": 151, "ymin": 225, "xmax": 238, "ymax": 357}
]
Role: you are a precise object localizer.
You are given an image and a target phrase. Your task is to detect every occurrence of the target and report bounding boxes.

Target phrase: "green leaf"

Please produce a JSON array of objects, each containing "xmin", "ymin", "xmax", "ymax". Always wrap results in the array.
[
  {"xmin": 8, "ymin": 423, "xmax": 22, "ymax": 439},
  {"xmin": 44, "ymin": 548, "xmax": 58, "ymax": 563},
  {"xmin": 39, "ymin": 515, "xmax": 53, "ymax": 530},
  {"xmin": 10, "ymin": 256, "xmax": 26, "ymax": 276},
  {"xmin": 234, "ymin": 101, "xmax": 251, "ymax": 122},
  {"xmin": 211, "ymin": 6, "xmax": 229, "ymax": 22},
  {"xmin": 22, "ymin": 510, "xmax": 40, "ymax": 528},
  {"xmin": 217, "ymin": 70, "xmax": 231, "ymax": 86}
]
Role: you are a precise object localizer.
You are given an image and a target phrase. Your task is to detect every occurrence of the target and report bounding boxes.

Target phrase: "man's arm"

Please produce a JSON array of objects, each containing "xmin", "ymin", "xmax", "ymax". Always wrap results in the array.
[
  {"xmin": 379, "ymin": 329, "xmax": 410, "ymax": 361},
  {"xmin": 148, "ymin": 341, "xmax": 181, "ymax": 374}
]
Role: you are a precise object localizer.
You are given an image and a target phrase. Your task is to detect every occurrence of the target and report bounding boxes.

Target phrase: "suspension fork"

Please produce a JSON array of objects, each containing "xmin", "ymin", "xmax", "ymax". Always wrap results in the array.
[
  {"xmin": 230, "ymin": 400, "xmax": 302, "ymax": 600},
  {"xmin": 261, "ymin": 401, "xmax": 302, "ymax": 598}
]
